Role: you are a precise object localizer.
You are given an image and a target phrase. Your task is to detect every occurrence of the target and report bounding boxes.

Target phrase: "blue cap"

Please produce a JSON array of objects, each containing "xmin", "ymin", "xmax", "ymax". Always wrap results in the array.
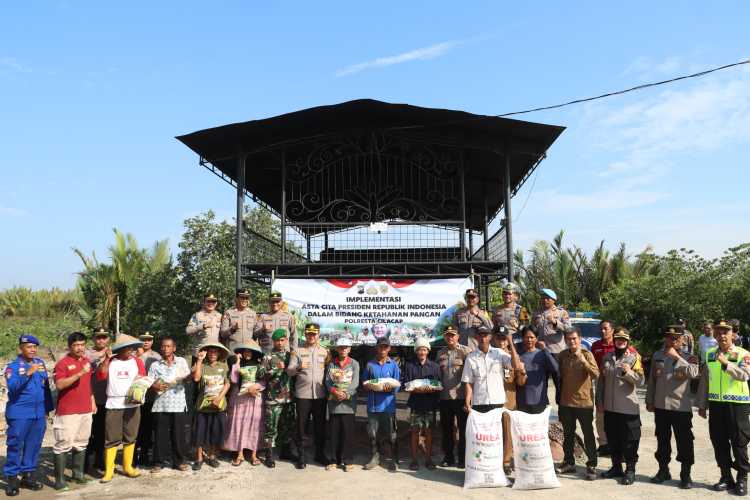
[
  {"xmin": 19, "ymin": 334, "xmax": 40, "ymax": 346},
  {"xmin": 540, "ymin": 288, "xmax": 557, "ymax": 301}
]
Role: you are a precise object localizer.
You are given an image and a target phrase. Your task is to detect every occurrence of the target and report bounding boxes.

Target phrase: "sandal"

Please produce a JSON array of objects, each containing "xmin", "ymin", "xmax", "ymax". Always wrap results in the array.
[
  {"xmin": 325, "ymin": 463, "xmax": 338, "ymax": 471},
  {"xmin": 250, "ymin": 457, "xmax": 262, "ymax": 466},
  {"xmin": 344, "ymin": 464, "xmax": 355, "ymax": 472},
  {"xmin": 176, "ymin": 463, "xmax": 190, "ymax": 472},
  {"xmin": 231, "ymin": 458, "xmax": 243, "ymax": 467},
  {"xmin": 192, "ymin": 461, "xmax": 203, "ymax": 471},
  {"xmin": 206, "ymin": 457, "xmax": 220, "ymax": 468}
]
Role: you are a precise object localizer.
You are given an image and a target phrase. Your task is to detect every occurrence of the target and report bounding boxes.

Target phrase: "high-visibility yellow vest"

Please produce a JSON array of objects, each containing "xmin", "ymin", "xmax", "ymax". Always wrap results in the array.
[{"xmin": 706, "ymin": 346, "xmax": 750, "ymax": 403}]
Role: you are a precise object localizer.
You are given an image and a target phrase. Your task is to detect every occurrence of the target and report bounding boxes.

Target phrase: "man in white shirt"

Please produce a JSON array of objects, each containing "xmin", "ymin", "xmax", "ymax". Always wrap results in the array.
[
  {"xmin": 461, "ymin": 326, "xmax": 516, "ymax": 413},
  {"xmin": 698, "ymin": 321, "xmax": 718, "ymax": 363}
]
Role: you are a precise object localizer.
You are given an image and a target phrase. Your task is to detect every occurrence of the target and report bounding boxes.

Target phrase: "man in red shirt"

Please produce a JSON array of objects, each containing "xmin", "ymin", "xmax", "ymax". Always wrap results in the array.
[
  {"xmin": 591, "ymin": 320, "xmax": 639, "ymax": 457},
  {"xmin": 53, "ymin": 332, "xmax": 96, "ymax": 491}
]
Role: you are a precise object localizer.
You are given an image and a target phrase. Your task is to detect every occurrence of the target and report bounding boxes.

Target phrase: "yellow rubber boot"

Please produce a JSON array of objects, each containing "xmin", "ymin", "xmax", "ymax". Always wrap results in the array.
[
  {"xmin": 122, "ymin": 443, "xmax": 140, "ymax": 478},
  {"xmin": 100, "ymin": 447, "xmax": 117, "ymax": 483}
]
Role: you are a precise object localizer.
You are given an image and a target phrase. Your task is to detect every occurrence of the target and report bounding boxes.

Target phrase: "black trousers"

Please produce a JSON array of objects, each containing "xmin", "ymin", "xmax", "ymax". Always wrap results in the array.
[
  {"xmin": 439, "ymin": 400, "xmax": 467, "ymax": 460},
  {"xmin": 329, "ymin": 413, "xmax": 354, "ymax": 465},
  {"xmin": 709, "ymin": 401, "xmax": 750, "ymax": 473},
  {"xmin": 559, "ymin": 406, "xmax": 597, "ymax": 467},
  {"xmin": 295, "ymin": 398, "xmax": 327, "ymax": 457},
  {"xmin": 604, "ymin": 411, "xmax": 641, "ymax": 467},
  {"xmin": 136, "ymin": 401, "xmax": 154, "ymax": 458},
  {"xmin": 654, "ymin": 408, "xmax": 694, "ymax": 466},
  {"xmin": 152, "ymin": 412, "xmax": 189, "ymax": 467},
  {"xmin": 86, "ymin": 404, "xmax": 106, "ymax": 468}
]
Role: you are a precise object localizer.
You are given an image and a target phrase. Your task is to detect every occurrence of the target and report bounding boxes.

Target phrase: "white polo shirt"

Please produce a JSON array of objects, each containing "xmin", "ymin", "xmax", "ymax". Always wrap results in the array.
[{"xmin": 461, "ymin": 346, "xmax": 512, "ymax": 406}]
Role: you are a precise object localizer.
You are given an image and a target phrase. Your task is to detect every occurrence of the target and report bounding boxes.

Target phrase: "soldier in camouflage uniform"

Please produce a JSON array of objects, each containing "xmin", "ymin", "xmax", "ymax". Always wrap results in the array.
[
  {"xmin": 186, "ymin": 294, "xmax": 223, "ymax": 355},
  {"xmin": 256, "ymin": 292, "xmax": 297, "ymax": 353},
  {"xmin": 492, "ymin": 282, "xmax": 529, "ymax": 343},
  {"xmin": 257, "ymin": 329, "xmax": 296, "ymax": 468},
  {"xmin": 220, "ymin": 288, "xmax": 260, "ymax": 352},
  {"xmin": 452, "ymin": 288, "xmax": 493, "ymax": 350}
]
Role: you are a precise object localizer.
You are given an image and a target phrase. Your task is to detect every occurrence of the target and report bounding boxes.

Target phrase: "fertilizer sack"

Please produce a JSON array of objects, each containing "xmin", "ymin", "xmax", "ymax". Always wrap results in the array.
[
  {"xmin": 509, "ymin": 408, "xmax": 560, "ymax": 490},
  {"xmin": 463, "ymin": 408, "xmax": 509, "ymax": 489}
]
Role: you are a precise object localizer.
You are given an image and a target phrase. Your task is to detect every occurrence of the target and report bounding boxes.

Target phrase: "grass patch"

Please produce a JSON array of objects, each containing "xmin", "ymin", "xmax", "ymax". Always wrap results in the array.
[{"xmin": 0, "ymin": 316, "xmax": 84, "ymax": 360}]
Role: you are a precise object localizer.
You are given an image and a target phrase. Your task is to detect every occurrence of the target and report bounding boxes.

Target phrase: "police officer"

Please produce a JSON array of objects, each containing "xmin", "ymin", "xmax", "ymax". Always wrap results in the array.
[
  {"xmin": 531, "ymin": 288, "xmax": 573, "ymax": 355},
  {"xmin": 256, "ymin": 292, "xmax": 297, "ymax": 353},
  {"xmin": 3, "ymin": 334, "xmax": 54, "ymax": 496},
  {"xmin": 220, "ymin": 288, "xmax": 260, "ymax": 353},
  {"xmin": 492, "ymin": 282, "xmax": 529, "ymax": 343},
  {"xmin": 185, "ymin": 293, "xmax": 223, "ymax": 354},
  {"xmin": 452, "ymin": 288, "xmax": 493, "ymax": 350},
  {"xmin": 698, "ymin": 319, "xmax": 750, "ymax": 496},
  {"xmin": 646, "ymin": 326, "xmax": 700, "ymax": 489}
]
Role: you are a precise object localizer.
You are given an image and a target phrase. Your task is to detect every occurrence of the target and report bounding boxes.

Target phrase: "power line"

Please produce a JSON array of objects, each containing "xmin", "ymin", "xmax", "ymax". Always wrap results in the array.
[{"xmin": 389, "ymin": 58, "xmax": 750, "ymax": 130}]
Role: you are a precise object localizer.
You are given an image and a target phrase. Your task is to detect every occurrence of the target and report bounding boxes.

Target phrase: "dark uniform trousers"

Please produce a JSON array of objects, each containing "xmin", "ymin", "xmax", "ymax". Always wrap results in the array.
[
  {"xmin": 709, "ymin": 401, "xmax": 750, "ymax": 473},
  {"xmin": 439, "ymin": 400, "xmax": 467, "ymax": 460},
  {"xmin": 295, "ymin": 398, "xmax": 326, "ymax": 456},
  {"xmin": 136, "ymin": 401, "xmax": 154, "ymax": 460},
  {"xmin": 654, "ymin": 408, "xmax": 694, "ymax": 466},
  {"xmin": 86, "ymin": 404, "xmax": 106, "ymax": 468},
  {"xmin": 604, "ymin": 411, "xmax": 641, "ymax": 466}
]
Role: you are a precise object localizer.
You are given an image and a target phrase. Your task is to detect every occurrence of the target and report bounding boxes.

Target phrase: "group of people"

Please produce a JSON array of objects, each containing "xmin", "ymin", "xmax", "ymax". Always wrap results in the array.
[{"xmin": 2, "ymin": 284, "xmax": 750, "ymax": 497}]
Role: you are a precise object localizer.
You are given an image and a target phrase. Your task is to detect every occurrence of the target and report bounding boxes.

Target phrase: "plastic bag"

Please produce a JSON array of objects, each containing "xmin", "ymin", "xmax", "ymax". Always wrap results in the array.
[
  {"xmin": 509, "ymin": 408, "xmax": 560, "ymax": 490},
  {"xmin": 125, "ymin": 376, "xmax": 154, "ymax": 405},
  {"xmin": 404, "ymin": 378, "xmax": 443, "ymax": 392},
  {"xmin": 238, "ymin": 365, "xmax": 262, "ymax": 396},
  {"xmin": 363, "ymin": 378, "xmax": 401, "ymax": 391},
  {"xmin": 463, "ymin": 408, "xmax": 508, "ymax": 489}
]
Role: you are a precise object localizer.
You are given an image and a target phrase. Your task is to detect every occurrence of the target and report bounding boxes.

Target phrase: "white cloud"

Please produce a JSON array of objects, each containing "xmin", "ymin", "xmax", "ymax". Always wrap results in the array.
[
  {"xmin": 0, "ymin": 205, "xmax": 29, "ymax": 217},
  {"xmin": 335, "ymin": 40, "xmax": 459, "ymax": 77},
  {"xmin": 0, "ymin": 57, "xmax": 28, "ymax": 73}
]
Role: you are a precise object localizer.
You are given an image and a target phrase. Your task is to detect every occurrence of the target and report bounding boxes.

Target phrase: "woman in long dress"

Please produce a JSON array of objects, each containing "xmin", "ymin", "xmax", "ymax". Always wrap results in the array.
[{"xmin": 224, "ymin": 343, "xmax": 265, "ymax": 466}]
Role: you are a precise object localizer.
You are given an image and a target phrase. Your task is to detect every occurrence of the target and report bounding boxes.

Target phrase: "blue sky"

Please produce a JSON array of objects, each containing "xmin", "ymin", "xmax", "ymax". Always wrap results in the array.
[{"xmin": 1, "ymin": 2, "xmax": 749, "ymax": 289}]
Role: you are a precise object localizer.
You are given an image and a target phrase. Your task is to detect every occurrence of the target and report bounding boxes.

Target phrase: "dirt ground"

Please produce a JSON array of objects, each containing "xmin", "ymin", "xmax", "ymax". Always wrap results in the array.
[{"xmin": 0, "ymin": 388, "xmax": 725, "ymax": 500}]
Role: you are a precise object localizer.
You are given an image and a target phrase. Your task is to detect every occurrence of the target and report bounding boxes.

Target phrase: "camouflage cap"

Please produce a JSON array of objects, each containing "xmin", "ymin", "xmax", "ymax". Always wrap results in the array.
[{"xmin": 271, "ymin": 328, "xmax": 287, "ymax": 340}]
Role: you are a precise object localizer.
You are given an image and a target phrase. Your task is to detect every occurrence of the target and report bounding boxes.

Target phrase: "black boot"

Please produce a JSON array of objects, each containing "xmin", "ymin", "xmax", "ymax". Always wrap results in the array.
[
  {"xmin": 53, "ymin": 453, "xmax": 69, "ymax": 491},
  {"xmin": 620, "ymin": 464, "xmax": 636, "ymax": 486},
  {"xmin": 5, "ymin": 476, "xmax": 19, "ymax": 497},
  {"xmin": 388, "ymin": 441, "xmax": 399, "ymax": 472},
  {"xmin": 600, "ymin": 463, "xmax": 624, "ymax": 479},
  {"xmin": 265, "ymin": 448, "xmax": 276, "ymax": 468},
  {"xmin": 363, "ymin": 440, "xmax": 380, "ymax": 470},
  {"xmin": 736, "ymin": 472, "xmax": 748, "ymax": 497},
  {"xmin": 650, "ymin": 464, "xmax": 671, "ymax": 484},
  {"xmin": 71, "ymin": 449, "xmax": 89, "ymax": 484},
  {"xmin": 279, "ymin": 443, "xmax": 298, "ymax": 462},
  {"xmin": 19, "ymin": 473, "xmax": 43, "ymax": 491},
  {"xmin": 714, "ymin": 468, "xmax": 736, "ymax": 491},
  {"xmin": 295, "ymin": 442, "xmax": 307, "ymax": 470},
  {"xmin": 441, "ymin": 454, "xmax": 454, "ymax": 467},
  {"xmin": 679, "ymin": 463, "xmax": 692, "ymax": 490}
]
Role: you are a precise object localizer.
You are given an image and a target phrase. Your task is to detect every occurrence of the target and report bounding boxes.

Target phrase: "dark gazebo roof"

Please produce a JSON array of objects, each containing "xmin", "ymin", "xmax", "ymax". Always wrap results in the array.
[{"xmin": 176, "ymin": 99, "xmax": 564, "ymax": 230}]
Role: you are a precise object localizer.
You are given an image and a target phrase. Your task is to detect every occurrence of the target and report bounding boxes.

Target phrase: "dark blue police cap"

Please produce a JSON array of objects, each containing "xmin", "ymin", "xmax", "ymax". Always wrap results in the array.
[{"xmin": 19, "ymin": 334, "xmax": 40, "ymax": 346}]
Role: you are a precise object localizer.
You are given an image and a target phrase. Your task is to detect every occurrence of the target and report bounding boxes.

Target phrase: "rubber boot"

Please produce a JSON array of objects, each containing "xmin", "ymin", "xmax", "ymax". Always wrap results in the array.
[
  {"xmin": 265, "ymin": 448, "xmax": 276, "ymax": 468},
  {"xmin": 5, "ymin": 476, "xmax": 19, "ymax": 497},
  {"xmin": 650, "ymin": 463, "xmax": 671, "ymax": 483},
  {"xmin": 19, "ymin": 473, "xmax": 43, "ymax": 491},
  {"xmin": 71, "ymin": 449, "xmax": 90, "ymax": 484},
  {"xmin": 620, "ymin": 463, "xmax": 635, "ymax": 486},
  {"xmin": 388, "ymin": 440, "xmax": 399, "ymax": 472},
  {"xmin": 122, "ymin": 443, "xmax": 141, "ymax": 478},
  {"xmin": 54, "ymin": 453, "xmax": 69, "ymax": 491},
  {"xmin": 714, "ymin": 468, "xmax": 736, "ymax": 491},
  {"xmin": 363, "ymin": 440, "xmax": 380, "ymax": 470},
  {"xmin": 100, "ymin": 447, "xmax": 117, "ymax": 483},
  {"xmin": 295, "ymin": 441, "xmax": 307, "ymax": 470},
  {"xmin": 679, "ymin": 463, "xmax": 692, "ymax": 490},
  {"xmin": 736, "ymin": 472, "xmax": 748, "ymax": 497}
]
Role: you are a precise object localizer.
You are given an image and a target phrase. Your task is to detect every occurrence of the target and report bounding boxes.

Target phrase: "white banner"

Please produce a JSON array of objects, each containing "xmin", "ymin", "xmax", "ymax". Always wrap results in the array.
[{"xmin": 273, "ymin": 277, "xmax": 473, "ymax": 347}]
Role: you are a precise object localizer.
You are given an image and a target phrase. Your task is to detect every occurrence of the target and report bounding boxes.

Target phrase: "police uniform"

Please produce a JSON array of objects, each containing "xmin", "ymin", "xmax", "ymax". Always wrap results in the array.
[
  {"xmin": 645, "ymin": 327, "xmax": 700, "ymax": 488},
  {"xmin": 452, "ymin": 289, "xmax": 493, "ymax": 349},
  {"xmin": 4, "ymin": 335, "xmax": 53, "ymax": 495},
  {"xmin": 697, "ymin": 320, "xmax": 750, "ymax": 495},
  {"xmin": 185, "ymin": 294, "xmax": 222, "ymax": 354},
  {"xmin": 256, "ymin": 292, "xmax": 297, "ymax": 353},
  {"xmin": 220, "ymin": 289, "xmax": 260, "ymax": 352},
  {"xmin": 492, "ymin": 283, "xmax": 529, "ymax": 342},
  {"xmin": 531, "ymin": 305, "xmax": 573, "ymax": 355},
  {"xmin": 435, "ymin": 326, "xmax": 471, "ymax": 467}
]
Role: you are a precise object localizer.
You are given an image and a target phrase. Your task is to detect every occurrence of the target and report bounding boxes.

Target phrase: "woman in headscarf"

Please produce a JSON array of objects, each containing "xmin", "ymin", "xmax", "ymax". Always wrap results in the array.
[
  {"xmin": 516, "ymin": 326, "xmax": 559, "ymax": 414},
  {"xmin": 224, "ymin": 342, "xmax": 265, "ymax": 466},
  {"xmin": 325, "ymin": 337, "xmax": 360, "ymax": 471},
  {"xmin": 192, "ymin": 343, "xmax": 230, "ymax": 470},
  {"xmin": 596, "ymin": 327, "xmax": 644, "ymax": 486}
]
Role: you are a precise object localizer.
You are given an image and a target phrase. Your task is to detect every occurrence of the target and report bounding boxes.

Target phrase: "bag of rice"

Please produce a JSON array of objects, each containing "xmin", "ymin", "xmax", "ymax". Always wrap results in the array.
[
  {"xmin": 463, "ymin": 408, "xmax": 508, "ymax": 489},
  {"xmin": 404, "ymin": 378, "xmax": 443, "ymax": 392},
  {"xmin": 125, "ymin": 376, "xmax": 155, "ymax": 405},
  {"xmin": 509, "ymin": 408, "xmax": 560, "ymax": 490},
  {"xmin": 362, "ymin": 378, "xmax": 401, "ymax": 391},
  {"xmin": 238, "ymin": 365, "xmax": 263, "ymax": 396}
]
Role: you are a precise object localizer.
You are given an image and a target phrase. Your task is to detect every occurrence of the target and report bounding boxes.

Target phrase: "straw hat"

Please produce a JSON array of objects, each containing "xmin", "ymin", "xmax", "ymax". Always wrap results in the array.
[
  {"xmin": 198, "ymin": 342, "xmax": 231, "ymax": 360},
  {"xmin": 111, "ymin": 334, "xmax": 144, "ymax": 353}
]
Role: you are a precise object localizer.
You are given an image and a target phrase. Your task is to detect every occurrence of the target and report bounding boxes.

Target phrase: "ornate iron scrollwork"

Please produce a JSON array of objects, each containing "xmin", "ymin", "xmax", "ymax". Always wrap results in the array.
[{"xmin": 285, "ymin": 131, "xmax": 461, "ymax": 223}]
